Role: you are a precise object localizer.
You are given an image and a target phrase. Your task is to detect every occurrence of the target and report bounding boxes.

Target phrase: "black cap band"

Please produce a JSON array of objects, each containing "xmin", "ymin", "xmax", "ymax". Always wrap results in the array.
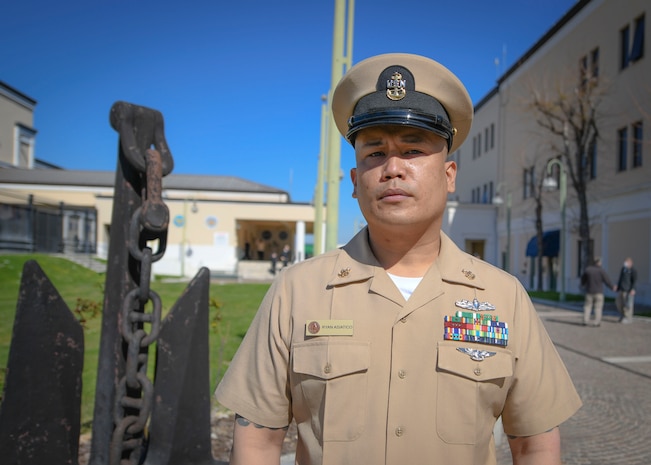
[{"xmin": 347, "ymin": 108, "xmax": 455, "ymax": 148}]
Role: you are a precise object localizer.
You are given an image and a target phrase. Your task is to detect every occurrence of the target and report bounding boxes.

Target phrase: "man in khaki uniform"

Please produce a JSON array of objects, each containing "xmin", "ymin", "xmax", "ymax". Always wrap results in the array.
[{"xmin": 216, "ymin": 53, "xmax": 582, "ymax": 465}]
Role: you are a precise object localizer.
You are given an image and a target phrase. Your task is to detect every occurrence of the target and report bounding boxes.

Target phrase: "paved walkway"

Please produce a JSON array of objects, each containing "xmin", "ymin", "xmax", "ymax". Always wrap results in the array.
[{"xmin": 495, "ymin": 300, "xmax": 651, "ymax": 465}]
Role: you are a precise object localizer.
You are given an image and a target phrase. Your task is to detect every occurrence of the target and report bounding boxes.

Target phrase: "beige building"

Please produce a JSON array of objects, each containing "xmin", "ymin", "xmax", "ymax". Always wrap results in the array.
[
  {"xmin": 453, "ymin": 0, "xmax": 650, "ymax": 306},
  {"xmin": 0, "ymin": 81, "xmax": 37, "ymax": 169},
  {"xmin": 0, "ymin": 167, "xmax": 315, "ymax": 279}
]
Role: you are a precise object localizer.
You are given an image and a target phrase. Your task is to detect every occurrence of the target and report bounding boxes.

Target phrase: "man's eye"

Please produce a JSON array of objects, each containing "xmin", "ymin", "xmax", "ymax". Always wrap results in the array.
[
  {"xmin": 405, "ymin": 149, "xmax": 423, "ymax": 155},
  {"xmin": 367, "ymin": 151, "xmax": 384, "ymax": 158}
]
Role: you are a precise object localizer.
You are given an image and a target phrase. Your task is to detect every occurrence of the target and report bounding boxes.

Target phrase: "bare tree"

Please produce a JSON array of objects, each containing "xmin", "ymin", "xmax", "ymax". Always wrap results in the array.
[
  {"xmin": 523, "ymin": 156, "xmax": 554, "ymax": 292},
  {"xmin": 527, "ymin": 72, "xmax": 603, "ymax": 275}
]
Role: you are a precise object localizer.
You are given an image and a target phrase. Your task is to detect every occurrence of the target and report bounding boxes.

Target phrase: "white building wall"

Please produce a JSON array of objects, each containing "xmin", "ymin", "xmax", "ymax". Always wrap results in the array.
[{"xmin": 456, "ymin": 0, "xmax": 651, "ymax": 305}]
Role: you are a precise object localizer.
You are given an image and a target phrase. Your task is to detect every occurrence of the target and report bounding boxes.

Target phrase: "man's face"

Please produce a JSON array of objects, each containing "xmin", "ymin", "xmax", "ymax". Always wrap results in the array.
[{"xmin": 350, "ymin": 125, "xmax": 456, "ymax": 233}]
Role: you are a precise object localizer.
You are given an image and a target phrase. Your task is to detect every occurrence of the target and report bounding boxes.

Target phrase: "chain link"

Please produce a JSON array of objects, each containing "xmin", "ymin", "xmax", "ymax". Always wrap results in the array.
[{"xmin": 109, "ymin": 148, "xmax": 169, "ymax": 465}]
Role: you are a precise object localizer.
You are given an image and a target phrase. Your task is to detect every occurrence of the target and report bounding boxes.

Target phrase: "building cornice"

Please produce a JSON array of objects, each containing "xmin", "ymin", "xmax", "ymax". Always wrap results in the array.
[{"xmin": 0, "ymin": 81, "xmax": 37, "ymax": 111}]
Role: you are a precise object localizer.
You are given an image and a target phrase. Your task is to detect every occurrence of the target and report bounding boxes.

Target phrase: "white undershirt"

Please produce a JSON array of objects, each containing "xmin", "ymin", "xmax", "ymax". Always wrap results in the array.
[{"xmin": 387, "ymin": 273, "xmax": 423, "ymax": 301}]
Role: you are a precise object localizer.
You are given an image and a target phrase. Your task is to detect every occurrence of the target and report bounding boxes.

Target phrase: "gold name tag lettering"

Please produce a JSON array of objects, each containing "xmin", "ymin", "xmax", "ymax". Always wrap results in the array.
[{"xmin": 305, "ymin": 319, "xmax": 354, "ymax": 336}]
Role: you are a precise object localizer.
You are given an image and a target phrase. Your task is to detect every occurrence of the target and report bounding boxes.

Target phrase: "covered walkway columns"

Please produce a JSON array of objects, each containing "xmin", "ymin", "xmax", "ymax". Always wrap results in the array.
[
  {"xmin": 294, "ymin": 220, "xmax": 306, "ymax": 263},
  {"xmin": 236, "ymin": 219, "xmax": 313, "ymax": 263}
]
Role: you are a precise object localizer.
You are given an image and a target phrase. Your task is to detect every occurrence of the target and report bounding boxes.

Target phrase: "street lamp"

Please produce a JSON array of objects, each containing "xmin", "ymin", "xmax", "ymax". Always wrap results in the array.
[
  {"xmin": 493, "ymin": 183, "xmax": 511, "ymax": 273},
  {"xmin": 543, "ymin": 159, "xmax": 567, "ymax": 302}
]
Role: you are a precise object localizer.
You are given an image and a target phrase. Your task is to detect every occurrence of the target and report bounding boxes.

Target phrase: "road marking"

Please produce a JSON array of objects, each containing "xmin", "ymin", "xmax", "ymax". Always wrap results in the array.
[{"xmin": 602, "ymin": 355, "xmax": 651, "ymax": 363}]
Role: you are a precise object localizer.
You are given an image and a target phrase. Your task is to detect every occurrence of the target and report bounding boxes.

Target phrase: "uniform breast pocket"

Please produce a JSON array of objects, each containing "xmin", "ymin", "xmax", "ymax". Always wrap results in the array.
[
  {"xmin": 292, "ymin": 340, "xmax": 370, "ymax": 442},
  {"xmin": 436, "ymin": 341, "xmax": 514, "ymax": 445}
]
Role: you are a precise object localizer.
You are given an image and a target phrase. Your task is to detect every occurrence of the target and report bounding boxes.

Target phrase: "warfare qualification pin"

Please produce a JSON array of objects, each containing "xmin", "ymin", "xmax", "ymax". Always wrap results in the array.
[
  {"xmin": 455, "ymin": 298, "xmax": 496, "ymax": 311},
  {"xmin": 457, "ymin": 347, "xmax": 497, "ymax": 362}
]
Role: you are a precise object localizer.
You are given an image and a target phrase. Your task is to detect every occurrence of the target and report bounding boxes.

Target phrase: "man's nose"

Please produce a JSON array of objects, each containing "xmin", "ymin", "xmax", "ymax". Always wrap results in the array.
[{"xmin": 382, "ymin": 153, "xmax": 406, "ymax": 179}]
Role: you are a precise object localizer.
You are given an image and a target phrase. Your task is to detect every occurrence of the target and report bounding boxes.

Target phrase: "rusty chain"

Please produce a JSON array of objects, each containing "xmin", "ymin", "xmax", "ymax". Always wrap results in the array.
[{"xmin": 109, "ymin": 147, "xmax": 169, "ymax": 465}]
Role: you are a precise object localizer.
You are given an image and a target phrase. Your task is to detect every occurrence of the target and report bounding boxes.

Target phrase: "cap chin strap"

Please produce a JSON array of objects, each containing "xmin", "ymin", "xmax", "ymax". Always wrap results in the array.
[{"xmin": 347, "ymin": 109, "xmax": 455, "ymax": 149}]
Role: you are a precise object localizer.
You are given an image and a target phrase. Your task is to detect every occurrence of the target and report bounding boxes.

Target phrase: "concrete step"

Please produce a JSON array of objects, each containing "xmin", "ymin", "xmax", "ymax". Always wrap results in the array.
[
  {"xmin": 55, "ymin": 253, "xmax": 107, "ymax": 274},
  {"xmin": 237, "ymin": 259, "xmax": 277, "ymax": 281}
]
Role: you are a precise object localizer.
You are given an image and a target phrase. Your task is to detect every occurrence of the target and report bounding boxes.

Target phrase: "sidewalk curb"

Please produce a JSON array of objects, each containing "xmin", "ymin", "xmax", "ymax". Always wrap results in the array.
[{"xmin": 531, "ymin": 297, "xmax": 651, "ymax": 322}]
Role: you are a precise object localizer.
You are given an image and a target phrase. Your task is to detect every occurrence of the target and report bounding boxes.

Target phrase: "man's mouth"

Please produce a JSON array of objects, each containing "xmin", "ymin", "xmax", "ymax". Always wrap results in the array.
[{"xmin": 379, "ymin": 188, "xmax": 410, "ymax": 201}]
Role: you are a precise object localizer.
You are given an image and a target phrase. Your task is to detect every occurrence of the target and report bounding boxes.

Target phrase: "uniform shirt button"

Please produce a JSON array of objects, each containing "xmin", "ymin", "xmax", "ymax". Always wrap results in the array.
[
  {"xmin": 398, "ymin": 369, "xmax": 406, "ymax": 379},
  {"xmin": 324, "ymin": 363, "xmax": 332, "ymax": 374},
  {"xmin": 474, "ymin": 367, "xmax": 482, "ymax": 376},
  {"xmin": 400, "ymin": 317, "xmax": 407, "ymax": 324},
  {"xmin": 395, "ymin": 426, "xmax": 404, "ymax": 437}
]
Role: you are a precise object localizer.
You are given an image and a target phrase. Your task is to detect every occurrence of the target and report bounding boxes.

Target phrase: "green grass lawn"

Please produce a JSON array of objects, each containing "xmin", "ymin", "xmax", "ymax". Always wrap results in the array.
[{"xmin": 0, "ymin": 254, "xmax": 269, "ymax": 430}]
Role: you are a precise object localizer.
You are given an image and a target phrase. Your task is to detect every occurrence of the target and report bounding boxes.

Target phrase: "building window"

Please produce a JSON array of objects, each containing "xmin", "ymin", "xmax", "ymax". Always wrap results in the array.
[
  {"xmin": 633, "ymin": 121, "xmax": 643, "ymax": 168},
  {"xmin": 580, "ymin": 47, "xmax": 600, "ymax": 90},
  {"xmin": 617, "ymin": 127, "xmax": 628, "ymax": 171},
  {"xmin": 472, "ymin": 186, "xmax": 481, "ymax": 203},
  {"xmin": 490, "ymin": 123, "xmax": 495, "ymax": 149},
  {"xmin": 14, "ymin": 124, "xmax": 36, "ymax": 169},
  {"xmin": 591, "ymin": 48, "xmax": 600, "ymax": 80},
  {"xmin": 484, "ymin": 127, "xmax": 489, "ymax": 152},
  {"xmin": 631, "ymin": 15, "xmax": 645, "ymax": 62},
  {"xmin": 621, "ymin": 14, "xmax": 645, "ymax": 69},
  {"xmin": 477, "ymin": 133, "xmax": 482, "ymax": 157},
  {"xmin": 621, "ymin": 24, "xmax": 631, "ymax": 69},
  {"xmin": 523, "ymin": 167, "xmax": 535, "ymax": 199},
  {"xmin": 579, "ymin": 55, "xmax": 588, "ymax": 88}
]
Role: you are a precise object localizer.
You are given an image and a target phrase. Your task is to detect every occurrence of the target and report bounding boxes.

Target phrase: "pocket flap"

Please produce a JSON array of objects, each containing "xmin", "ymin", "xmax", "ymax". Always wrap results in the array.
[
  {"xmin": 293, "ymin": 340, "xmax": 370, "ymax": 380},
  {"xmin": 437, "ymin": 341, "xmax": 513, "ymax": 381}
]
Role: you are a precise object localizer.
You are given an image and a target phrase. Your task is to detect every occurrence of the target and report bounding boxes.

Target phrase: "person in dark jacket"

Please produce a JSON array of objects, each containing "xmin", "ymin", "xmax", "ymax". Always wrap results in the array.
[
  {"xmin": 616, "ymin": 257, "xmax": 637, "ymax": 324},
  {"xmin": 581, "ymin": 257, "xmax": 615, "ymax": 326}
]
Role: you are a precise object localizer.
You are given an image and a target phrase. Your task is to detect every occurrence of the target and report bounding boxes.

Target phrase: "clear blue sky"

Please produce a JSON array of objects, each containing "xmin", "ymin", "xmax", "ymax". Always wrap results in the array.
[{"xmin": 3, "ymin": 0, "xmax": 577, "ymax": 244}]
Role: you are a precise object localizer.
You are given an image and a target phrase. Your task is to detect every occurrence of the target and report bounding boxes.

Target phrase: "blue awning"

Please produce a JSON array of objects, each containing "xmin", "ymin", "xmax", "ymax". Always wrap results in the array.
[{"xmin": 526, "ymin": 230, "xmax": 560, "ymax": 257}]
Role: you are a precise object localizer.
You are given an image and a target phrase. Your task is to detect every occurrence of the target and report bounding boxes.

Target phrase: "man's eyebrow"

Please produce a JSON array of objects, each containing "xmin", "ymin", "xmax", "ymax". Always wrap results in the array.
[{"xmin": 358, "ymin": 138, "xmax": 384, "ymax": 148}]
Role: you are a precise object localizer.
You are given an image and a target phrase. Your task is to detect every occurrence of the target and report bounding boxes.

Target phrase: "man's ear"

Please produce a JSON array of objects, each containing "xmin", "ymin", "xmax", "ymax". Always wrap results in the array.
[
  {"xmin": 445, "ymin": 161, "xmax": 457, "ymax": 193},
  {"xmin": 350, "ymin": 168, "xmax": 358, "ymax": 198}
]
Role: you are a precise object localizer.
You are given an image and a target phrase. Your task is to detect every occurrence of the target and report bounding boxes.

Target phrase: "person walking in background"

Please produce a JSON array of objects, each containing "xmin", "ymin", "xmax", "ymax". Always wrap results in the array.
[
  {"xmin": 279, "ymin": 244, "xmax": 292, "ymax": 268},
  {"xmin": 580, "ymin": 257, "xmax": 615, "ymax": 327},
  {"xmin": 616, "ymin": 257, "xmax": 637, "ymax": 324},
  {"xmin": 242, "ymin": 241, "xmax": 251, "ymax": 260},
  {"xmin": 269, "ymin": 250, "xmax": 279, "ymax": 275}
]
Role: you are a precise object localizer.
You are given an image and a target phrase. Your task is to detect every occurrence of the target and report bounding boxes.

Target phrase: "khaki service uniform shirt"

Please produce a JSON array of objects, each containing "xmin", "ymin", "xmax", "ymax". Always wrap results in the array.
[{"xmin": 216, "ymin": 229, "xmax": 582, "ymax": 465}]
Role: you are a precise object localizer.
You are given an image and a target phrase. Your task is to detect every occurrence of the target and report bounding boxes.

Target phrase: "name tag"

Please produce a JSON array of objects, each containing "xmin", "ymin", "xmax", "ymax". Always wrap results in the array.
[{"xmin": 305, "ymin": 319, "xmax": 354, "ymax": 336}]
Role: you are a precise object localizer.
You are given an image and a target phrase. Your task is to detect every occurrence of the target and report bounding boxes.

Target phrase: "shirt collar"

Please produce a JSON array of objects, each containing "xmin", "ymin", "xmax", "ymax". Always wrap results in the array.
[{"xmin": 328, "ymin": 227, "xmax": 487, "ymax": 291}]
